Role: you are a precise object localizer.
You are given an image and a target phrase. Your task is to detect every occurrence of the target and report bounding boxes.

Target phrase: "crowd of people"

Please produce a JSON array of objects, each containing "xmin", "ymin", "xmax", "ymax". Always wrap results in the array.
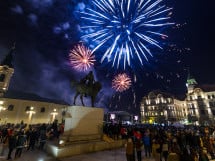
[
  {"xmin": 0, "ymin": 121, "xmax": 64, "ymax": 160},
  {"xmin": 1, "ymin": 121, "xmax": 215, "ymax": 161},
  {"xmin": 103, "ymin": 123, "xmax": 215, "ymax": 161}
]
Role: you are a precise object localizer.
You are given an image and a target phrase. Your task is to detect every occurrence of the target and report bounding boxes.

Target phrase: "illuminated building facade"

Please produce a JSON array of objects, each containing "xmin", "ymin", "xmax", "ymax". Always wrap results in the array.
[
  {"xmin": 140, "ymin": 76, "xmax": 215, "ymax": 125},
  {"xmin": 186, "ymin": 82, "xmax": 215, "ymax": 125},
  {"xmin": 140, "ymin": 91, "xmax": 187, "ymax": 124},
  {"xmin": 0, "ymin": 46, "xmax": 69, "ymax": 124}
]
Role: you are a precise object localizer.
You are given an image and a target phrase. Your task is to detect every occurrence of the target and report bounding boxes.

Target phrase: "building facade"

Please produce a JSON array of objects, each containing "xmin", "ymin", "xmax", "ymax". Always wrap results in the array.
[
  {"xmin": 0, "ymin": 45, "xmax": 69, "ymax": 125},
  {"xmin": 186, "ymin": 85, "xmax": 215, "ymax": 125},
  {"xmin": 0, "ymin": 97, "xmax": 68, "ymax": 124},
  {"xmin": 140, "ymin": 76, "xmax": 215, "ymax": 125},
  {"xmin": 140, "ymin": 91, "xmax": 187, "ymax": 124}
]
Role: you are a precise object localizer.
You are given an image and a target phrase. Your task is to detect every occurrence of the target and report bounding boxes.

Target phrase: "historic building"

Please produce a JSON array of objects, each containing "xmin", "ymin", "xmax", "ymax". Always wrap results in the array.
[
  {"xmin": 0, "ymin": 45, "xmax": 69, "ymax": 125},
  {"xmin": 186, "ymin": 82, "xmax": 215, "ymax": 125},
  {"xmin": 140, "ymin": 75, "xmax": 215, "ymax": 125},
  {"xmin": 140, "ymin": 90, "xmax": 187, "ymax": 124}
]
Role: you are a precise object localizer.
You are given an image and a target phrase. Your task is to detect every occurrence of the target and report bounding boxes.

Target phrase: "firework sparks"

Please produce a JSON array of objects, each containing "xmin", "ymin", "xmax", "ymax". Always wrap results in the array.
[
  {"xmin": 112, "ymin": 73, "xmax": 132, "ymax": 92},
  {"xmin": 69, "ymin": 44, "xmax": 95, "ymax": 71},
  {"xmin": 79, "ymin": 0, "xmax": 174, "ymax": 69}
]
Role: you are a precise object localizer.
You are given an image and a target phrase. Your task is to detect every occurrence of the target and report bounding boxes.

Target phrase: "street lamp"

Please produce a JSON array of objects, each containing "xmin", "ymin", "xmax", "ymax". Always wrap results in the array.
[
  {"xmin": 50, "ymin": 109, "xmax": 58, "ymax": 123},
  {"xmin": 0, "ymin": 101, "xmax": 6, "ymax": 111},
  {"xmin": 26, "ymin": 106, "xmax": 35, "ymax": 125}
]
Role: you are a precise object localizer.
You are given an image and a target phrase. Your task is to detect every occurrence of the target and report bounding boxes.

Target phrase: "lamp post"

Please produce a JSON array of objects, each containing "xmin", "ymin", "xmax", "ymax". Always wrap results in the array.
[
  {"xmin": 0, "ymin": 101, "xmax": 6, "ymax": 112},
  {"xmin": 0, "ymin": 101, "xmax": 6, "ymax": 124},
  {"xmin": 26, "ymin": 106, "xmax": 35, "ymax": 125},
  {"xmin": 50, "ymin": 109, "xmax": 58, "ymax": 123}
]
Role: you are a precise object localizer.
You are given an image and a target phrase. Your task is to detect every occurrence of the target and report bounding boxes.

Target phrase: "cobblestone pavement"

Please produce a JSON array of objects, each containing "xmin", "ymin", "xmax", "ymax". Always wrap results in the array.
[
  {"xmin": 0, "ymin": 147, "xmax": 155, "ymax": 161},
  {"xmin": 0, "ymin": 148, "xmax": 58, "ymax": 161},
  {"xmin": 58, "ymin": 148, "xmax": 155, "ymax": 161}
]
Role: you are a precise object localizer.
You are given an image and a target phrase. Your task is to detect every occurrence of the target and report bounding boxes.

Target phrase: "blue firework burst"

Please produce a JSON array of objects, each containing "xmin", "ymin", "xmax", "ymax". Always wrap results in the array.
[{"xmin": 79, "ymin": 0, "xmax": 174, "ymax": 69}]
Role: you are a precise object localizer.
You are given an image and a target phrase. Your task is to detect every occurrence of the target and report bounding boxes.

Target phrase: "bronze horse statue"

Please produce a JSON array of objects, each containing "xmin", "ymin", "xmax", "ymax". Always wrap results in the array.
[{"xmin": 71, "ymin": 80, "xmax": 102, "ymax": 107}]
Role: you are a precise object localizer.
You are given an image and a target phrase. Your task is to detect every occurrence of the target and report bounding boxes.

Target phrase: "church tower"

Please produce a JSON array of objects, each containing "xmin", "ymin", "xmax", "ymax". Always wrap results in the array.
[
  {"xmin": 186, "ymin": 70, "xmax": 197, "ymax": 94},
  {"xmin": 0, "ymin": 44, "xmax": 15, "ymax": 97}
]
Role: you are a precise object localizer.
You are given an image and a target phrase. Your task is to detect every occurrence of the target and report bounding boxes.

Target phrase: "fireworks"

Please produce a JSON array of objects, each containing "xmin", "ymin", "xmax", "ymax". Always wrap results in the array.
[
  {"xmin": 80, "ymin": 0, "xmax": 174, "ymax": 69},
  {"xmin": 69, "ymin": 44, "xmax": 95, "ymax": 71},
  {"xmin": 112, "ymin": 73, "xmax": 132, "ymax": 92}
]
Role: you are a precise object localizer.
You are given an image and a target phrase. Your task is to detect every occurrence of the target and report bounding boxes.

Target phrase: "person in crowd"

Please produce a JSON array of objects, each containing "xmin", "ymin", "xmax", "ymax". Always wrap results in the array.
[
  {"xmin": 162, "ymin": 138, "xmax": 169, "ymax": 161},
  {"xmin": 6, "ymin": 130, "xmax": 17, "ymax": 160},
  {"xmin": 199, "ymin": 147, "xmax": 209, "ymax": 161},
  {"xmin": 112, "ymin": 123, "xmax": 120, "ymax": 140},
  {"xmin": 202, "ymin": 132, "xmax": 214, "ymax": 157},
  {"xmin": 143, "ymin": 130, "xmax": 151, "ymax": 157},
  {"xmin": 27, "ymin": 127, "xmax": 38, "ymax": 151},
  {"xmin": 38, "ymin": 129, "xmax": 47, "ymax": 150},
  {"xmin": 2, "ymin": 127, "xmax": 13, "ymax": 156},
  {"xmin": 120, "ymin": 126, "xmax": 128, "ymax": 139},
  {"xmin": 135, "ymin": 136, "xmax": 143, "ymax": 161},
  {"xmin": 125, "ymin": 137, "xmax": 135, "ymax": 161},
  {"xmin": 168, "ymin": 139, "xmax": 180, "ymax": 161},
  {"xmin": 152, "ymin": 139, "xmax": 161, "ymax": 161},
  {"xmin": 47, "ymin": 129, "xmax": 54, "ymax": 140},
  {"xmin": 14, "ymin": 129, "xmax": 27, "ymax": 159},
  {"xmin": 51, "ymin": 120, "xmax": 59, "ymax": 139}
]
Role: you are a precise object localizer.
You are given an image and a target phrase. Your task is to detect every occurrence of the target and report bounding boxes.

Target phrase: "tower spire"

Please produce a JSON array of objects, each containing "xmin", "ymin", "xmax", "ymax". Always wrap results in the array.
[
  {"xmin": 186, "ymin": 68, "xmax": 197, "ymax": 94},
  {"xmin": 0, "ymin": 42, "xmax": 16, "ymax": 68},
  {"xmin": 186, "ymin": 67, "xmax": 197, "ymax": 86}
]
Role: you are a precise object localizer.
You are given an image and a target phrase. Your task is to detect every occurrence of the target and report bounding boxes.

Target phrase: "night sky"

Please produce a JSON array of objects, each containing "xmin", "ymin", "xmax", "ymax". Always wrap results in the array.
[{"xmin": 0, "ymin": 0, "xmax": 215, "ymax": 114}]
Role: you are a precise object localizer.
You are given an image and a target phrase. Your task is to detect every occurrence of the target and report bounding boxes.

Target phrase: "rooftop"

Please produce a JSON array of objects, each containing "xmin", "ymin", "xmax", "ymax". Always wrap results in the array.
[{"xmin": 3, "ymin": 90, "xmax": 70, "ymax": 105}]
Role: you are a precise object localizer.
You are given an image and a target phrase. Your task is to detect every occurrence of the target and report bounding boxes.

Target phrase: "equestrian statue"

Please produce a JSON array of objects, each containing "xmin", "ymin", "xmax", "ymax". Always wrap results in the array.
[{"xmin": 71, "ymin": 71, "xmax": 102, "ymax": 107}]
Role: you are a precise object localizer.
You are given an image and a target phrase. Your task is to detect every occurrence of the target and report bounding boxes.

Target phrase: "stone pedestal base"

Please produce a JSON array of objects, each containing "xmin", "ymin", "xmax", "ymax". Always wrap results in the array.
[
  {"xmin": 46, "ymin": 106, "xmax": 125, "ymax": 158},
  {"xmin": 46, "ymin": 139, "xmax": 125, "ymax": 158},
  {"xmin": 60, "ymin": 106, "xmax": 104, "ymax": 146}
]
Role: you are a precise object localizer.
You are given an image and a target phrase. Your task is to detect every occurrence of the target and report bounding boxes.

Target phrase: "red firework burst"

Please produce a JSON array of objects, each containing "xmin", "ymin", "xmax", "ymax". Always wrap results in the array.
[
  {"xmin": 69, "ymin": 44, "xmax": 95, "ymax": 71},
  {"xmin": 112, "ymin": 73, "xmax": 132, "ymax": 92}
]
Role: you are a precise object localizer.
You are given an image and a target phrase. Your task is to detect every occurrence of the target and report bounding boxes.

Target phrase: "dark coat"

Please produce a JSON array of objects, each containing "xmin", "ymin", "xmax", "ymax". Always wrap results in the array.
[
  {"xmin": 16, "ymin": 134, "xmax": 26, "ymax": 148},
  {"xmin": 8, "ymin": 135, "xmax": 17, "ymax": 149}
]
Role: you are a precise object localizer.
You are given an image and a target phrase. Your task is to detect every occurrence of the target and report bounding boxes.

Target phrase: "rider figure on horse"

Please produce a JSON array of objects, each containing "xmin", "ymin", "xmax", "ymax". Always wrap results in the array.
[
  {"xmin": 80, "ymin": 71, "xmax": 95, "ymax": 97},
  {"xmin": 80, "ymin": 71, "xmax": 95, "ymax": 87}
]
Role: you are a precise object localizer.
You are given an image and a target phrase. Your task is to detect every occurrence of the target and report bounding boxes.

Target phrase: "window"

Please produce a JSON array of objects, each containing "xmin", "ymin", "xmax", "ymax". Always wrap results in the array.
[
  {"xmin": 208, "ymin": 95, "xmax": 211, "ymax": 99},
  {"xmin": 8, "ymin": 105, "xmax": 14, "ymax": 111},
  {"xmin": 209, "ymin": 102, "xmax": 215, "ymax": 107},
  {"xmin": 200, "ymin": 110, "xmax": 205, "ymax": 115},
  {"xmin": 0, "ymin": 74, "xmax": 5, "ymax": 82},
  {"xmin": 40, "ymin": 107, "xmax": 45, "ymax": 112},
  {"xmin": 25, "ymin": 106, "xmax": 30, "ymax": 111}
]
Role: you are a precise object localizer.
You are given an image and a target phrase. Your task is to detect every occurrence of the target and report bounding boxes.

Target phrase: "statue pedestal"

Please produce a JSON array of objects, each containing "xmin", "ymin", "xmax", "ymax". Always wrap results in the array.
[
  {"xmin": 63, "ymin": 106, "xmax": 104, "ymax": 136},
  {"xmin": 46, "ymin": 106, "xmax": 125, "ymax": 158},
  {"xmin": 59, "ymin": 106, "xmax": 104, "ymax": 146}
]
